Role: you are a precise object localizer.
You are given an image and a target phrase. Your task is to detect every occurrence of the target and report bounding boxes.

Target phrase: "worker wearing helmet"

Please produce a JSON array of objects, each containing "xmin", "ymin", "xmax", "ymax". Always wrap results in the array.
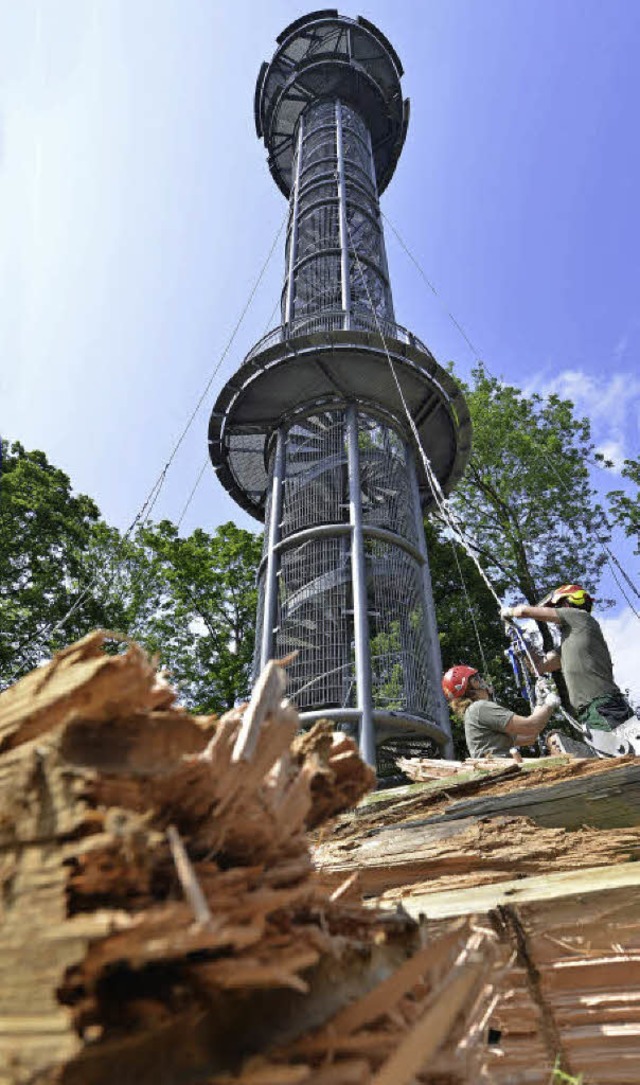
[
  {"xmin": 442, "ymin": 665, "xmax": 559, "ymax": 758},
  {"xmin": 500, "ymin": 584, "xmax": 633, "ymax": 731}
]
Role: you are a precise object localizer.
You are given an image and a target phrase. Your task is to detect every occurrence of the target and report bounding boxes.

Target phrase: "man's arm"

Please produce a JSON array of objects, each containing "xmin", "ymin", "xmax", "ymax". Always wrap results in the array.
[
  {"xmin": 512, "ymin": 604, "xmax": 561, "ymax": 624},
  {"xmin": 527, "ymin": 648, "xmax": 561, "ymax": 674},
  {"xmin": 500, "ymin": 603, "xmax": 562, "ymax": 673},
  {"xmin": 505, "ymin": 702, "xmax": 557, "ymax": 745}
]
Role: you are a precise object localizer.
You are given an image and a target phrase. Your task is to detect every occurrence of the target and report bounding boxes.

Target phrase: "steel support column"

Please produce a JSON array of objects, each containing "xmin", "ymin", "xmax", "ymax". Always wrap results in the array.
[
  {"xmin": 406, "ymin": 443, "xmax": 455, "ymax": 758},
  {"xmin": 284, "ymin": 117, "xmax": 304, "ymax": 326},
  {"xmin": 260, "ymin": 427, "xmax": 286, "ymax": 671},
  {"xmin": 346, "ymin": 405, "xmax": 375, "ymax": 766},
  {"xmin": 335, "ymin": 101, "xmax": 352, "ymax": 331}
]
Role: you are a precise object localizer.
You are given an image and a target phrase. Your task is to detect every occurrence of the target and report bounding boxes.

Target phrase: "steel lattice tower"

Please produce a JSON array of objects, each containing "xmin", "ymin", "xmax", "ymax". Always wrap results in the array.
[{"xmin": 209, "ymin": 11, "xmax": 471, "ymax": 765}]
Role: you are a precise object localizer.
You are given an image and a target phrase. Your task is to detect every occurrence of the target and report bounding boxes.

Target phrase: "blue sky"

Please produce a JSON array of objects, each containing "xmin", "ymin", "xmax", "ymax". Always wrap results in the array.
[{"xmin": 1, "ymin": 1, "xmax": 639, "ymax": 689}]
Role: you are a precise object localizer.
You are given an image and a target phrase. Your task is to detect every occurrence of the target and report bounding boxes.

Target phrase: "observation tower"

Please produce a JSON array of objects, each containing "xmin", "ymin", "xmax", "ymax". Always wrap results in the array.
[{"xmin": 209, "ymin": 11, "xmax": 471, "ymax": 765}]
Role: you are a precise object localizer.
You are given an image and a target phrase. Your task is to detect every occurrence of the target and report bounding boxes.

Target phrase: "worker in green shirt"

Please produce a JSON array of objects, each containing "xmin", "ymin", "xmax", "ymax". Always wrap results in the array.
[
  {"xmin": 442, "ymin": 665, "xmax": 559, "ymax": 759},
  {"xmin": 500, "ymin": 584, "xmax": 634, "ymax": 732}
]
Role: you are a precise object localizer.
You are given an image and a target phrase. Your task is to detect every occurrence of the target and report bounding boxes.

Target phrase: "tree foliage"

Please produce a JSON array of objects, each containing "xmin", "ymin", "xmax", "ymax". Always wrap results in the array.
[
  {"xmin": 0, "ymin": 440, "xmax": 117, "ymax": 680},
  {"xmin": 0, "ymin": 440, "xmax": 261, "ymax": 709},
  {"xmin": 449, "ymin": 366, "xmax": 608, "ymax": 608},
  {"xmin": 2, "ymin": 383, "xmax": 610, "ymax": 750},
  {"xmin": 607, "ymin": 456, "xmax": 640, "ymax": 554},
  {"xmin": 425, "ymin": 519, "xmax": 529, "ymax": 757},
  {"xmin": 127, "ymin": 521, "xmax": 262, "ymax": 713}
]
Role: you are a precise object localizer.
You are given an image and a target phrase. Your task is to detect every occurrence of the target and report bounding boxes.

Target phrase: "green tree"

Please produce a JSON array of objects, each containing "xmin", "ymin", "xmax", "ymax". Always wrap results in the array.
[
  {"xmin": 130, "ymin": 521, "xmax": 262, "ymax": 713},
  {"xmin": 0, "ymin": 440, "xmax": 262, "ymax": 710},
  {"xmin": 425, "ymin": 519, "xmax": 529, "ymax": 757},
  {"xmin": 0, "ymin": 440, "xmax": 118, "ymax": 682},
  {"xmin": 450, "ymin": 366, "xmax": 608, "ymax": 608},
  {"xmin": 370, "ymin": 620, "xmax": 405, "ymax": 711},
  {"xmin": 607, "ymin": 456, "xmax": 640, "ymax": 554},
  {"xmin": 47, "ymin": 517, "xmax": 263, "ymax": 714}
]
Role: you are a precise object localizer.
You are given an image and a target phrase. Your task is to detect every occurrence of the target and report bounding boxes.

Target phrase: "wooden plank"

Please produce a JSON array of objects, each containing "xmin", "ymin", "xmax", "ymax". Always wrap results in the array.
[
  {"xmin": 414, "ymin": 760, "xmax": 640, "ymax": 831},
  {"xmin": 394, "ymin": 861, "xmax": 640, "ymax": 921},
  {"xmin": 314, "ymin": 813, "xmax": 640, "ymax": 898}
]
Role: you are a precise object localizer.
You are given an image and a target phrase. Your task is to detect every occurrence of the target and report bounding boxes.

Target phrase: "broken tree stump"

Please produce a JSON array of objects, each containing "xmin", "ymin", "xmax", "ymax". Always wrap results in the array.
[{"xmin": 0, "ymin": 634, "xmax": 501, "ymax": 1085}]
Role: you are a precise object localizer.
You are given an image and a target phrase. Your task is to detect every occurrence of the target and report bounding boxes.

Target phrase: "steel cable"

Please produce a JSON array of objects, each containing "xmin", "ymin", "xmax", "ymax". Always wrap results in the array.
[
  {"xmin": 347, "ymin": 213, "xmax": 590, "ymax": 737},
  {"xmin": 382, "ymin": 208, "xmax": 640, "ymax": 620},
  {"xmin": 6, "ymin": 213, "xmax": 287, "ymax": 682}
]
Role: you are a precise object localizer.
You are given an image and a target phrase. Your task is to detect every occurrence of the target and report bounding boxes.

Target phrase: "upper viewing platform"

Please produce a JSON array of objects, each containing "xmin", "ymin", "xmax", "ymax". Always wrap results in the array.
[{"xmin": 254, "ymin": 10, "xmax": 409, "ymax": 198}]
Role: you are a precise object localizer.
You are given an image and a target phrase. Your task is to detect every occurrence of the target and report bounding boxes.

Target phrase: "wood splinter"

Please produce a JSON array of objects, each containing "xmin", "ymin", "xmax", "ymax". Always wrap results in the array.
[
  {"xmin": 232, "ymin": 660, "xmax": 289, "ymax": 763},
  {"xmin": 167, "ymin": 824, "xmax": 213, "ymax": 927}
]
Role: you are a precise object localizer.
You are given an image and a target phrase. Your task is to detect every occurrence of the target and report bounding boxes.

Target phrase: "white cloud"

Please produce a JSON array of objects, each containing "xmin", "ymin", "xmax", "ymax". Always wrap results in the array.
[
  {"xmin": 599, "ymin": 607, "xmax": 640, "ymax": 707},
  {"xmin": 597, "ymin": 439, "xmax": 627, "ymax": 472},
  {"xmin": 530, "ymin": 367, "xmax": 640, "ymax": 474},
  {"xmin": 543, "ymin": 369, "xmax": 640, "ymax": 432}
]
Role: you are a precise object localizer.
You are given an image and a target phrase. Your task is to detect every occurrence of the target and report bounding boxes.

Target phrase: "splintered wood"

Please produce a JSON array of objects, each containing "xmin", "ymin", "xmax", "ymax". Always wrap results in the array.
[
  {"xmin": 4, "ymin": 636, "xmax": 640, "ymax": 1085},
  {"xmin": 396, "ymin": 754, "xmax": 541, "ymax": 780},
  {"xmin": 316, "ymin": 755, "xmax": 640, "ymax": 1083},
  {"xmin": 0, "ymin": 635, "xmax": 498, "ymax": 1085}
]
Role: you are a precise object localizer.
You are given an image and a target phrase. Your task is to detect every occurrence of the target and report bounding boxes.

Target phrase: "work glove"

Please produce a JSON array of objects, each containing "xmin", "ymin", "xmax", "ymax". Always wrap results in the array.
[
  {"xmin": 500, "ymin": 606, "xmax": 515, "ymax": 620},
  {"xmin": 543, "ymin": 693, "xmax": 561, "ymax": 710},
  {"xmin": 535, "ymin": 676, "xmax": 556, "ymax": 707}
]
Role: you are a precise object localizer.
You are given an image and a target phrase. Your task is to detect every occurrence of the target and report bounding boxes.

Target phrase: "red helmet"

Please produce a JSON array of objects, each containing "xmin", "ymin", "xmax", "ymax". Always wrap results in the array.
[
  {"xmin": 541, "ymin": 584, "xmax": 593, "ymax": 610},
  {"xmin": 442, "ymin": 665, "xmax": 478, "ymax": 700}
]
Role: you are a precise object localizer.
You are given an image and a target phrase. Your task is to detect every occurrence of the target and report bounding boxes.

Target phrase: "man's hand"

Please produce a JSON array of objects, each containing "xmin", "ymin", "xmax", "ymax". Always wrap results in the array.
[
  {"xmin": 535, "ymin": 677, "xmax": 560, "ymax": 709},
  {"xmin": 500, "ymin": 604, "xmax": 527, "ymax": 620}
]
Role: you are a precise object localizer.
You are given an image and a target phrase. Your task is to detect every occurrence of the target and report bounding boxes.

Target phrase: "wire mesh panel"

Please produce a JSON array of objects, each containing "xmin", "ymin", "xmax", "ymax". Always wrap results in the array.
[
  {"xmin": 257, "ymin": 404, "xmax": 439, "ymax": 725},
  {"xmin": 260, "ymin": 464, "xmax": 274, "ymax": 560},
  {"xmin": 251, "ymin": 574, "xmax": 266, "ymax": 683},
  {"xmin": 366, "ymin": 537, "xmax": 439, "ymax": 720},
  {"xmin": 281, "ymin": 411, "xmax": 347, "ymax": 537},
  {"xmin": 224, "ymin": 431, "xmax": 271, "ymax": 505},
  {"xmin": 296, "ymin": 204, "xmax": 340, "ymax": 261},
  {"xmin": 282, "ymin": 98, "xmax": 395, "ymax": 327},
  {"xmin": 277, "ymin": 536, "xmax": 352, "ymax": 709},
  {"xmin": 358, "ymin": 416, "xmax": 417, "ymax": 545}
]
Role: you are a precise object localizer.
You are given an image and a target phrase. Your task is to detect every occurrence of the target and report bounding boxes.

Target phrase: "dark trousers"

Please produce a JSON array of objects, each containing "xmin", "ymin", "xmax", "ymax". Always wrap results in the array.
[{"xmin": 578, "ymin": 692, "xmax": 635, "ymax": 732}]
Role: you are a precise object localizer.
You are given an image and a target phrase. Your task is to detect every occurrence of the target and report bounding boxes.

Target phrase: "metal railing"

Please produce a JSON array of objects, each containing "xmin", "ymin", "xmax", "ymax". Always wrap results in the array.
[{"xmin": 245, "ymin": 310, "xmax": 432, "ymax": 363}]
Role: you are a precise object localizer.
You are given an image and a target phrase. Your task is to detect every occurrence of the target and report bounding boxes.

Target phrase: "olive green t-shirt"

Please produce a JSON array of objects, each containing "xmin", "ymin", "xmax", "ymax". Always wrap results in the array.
[
  {"xmin": 557, "ymin": 608, "xmax": 620, "ymax": 712},
  {"xmin": 464, "ymin": 700, "xmax": 514, "ymax": 758}
]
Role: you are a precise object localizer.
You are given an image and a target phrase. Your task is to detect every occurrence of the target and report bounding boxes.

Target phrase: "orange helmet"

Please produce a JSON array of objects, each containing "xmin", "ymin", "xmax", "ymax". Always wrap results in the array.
[
  {"xmin": 442, "ymin": 665, "xmax": 478, "ymax": 700},
  {"xmin": 542, "ymin": 584, "xmax": 594, "ymax": 611}
]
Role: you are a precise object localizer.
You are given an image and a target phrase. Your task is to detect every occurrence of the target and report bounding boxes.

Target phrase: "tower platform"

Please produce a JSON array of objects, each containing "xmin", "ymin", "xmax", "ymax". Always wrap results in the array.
[{"xmin": 209, "ymin": 317, "xmax": 471, "ymax": 521}]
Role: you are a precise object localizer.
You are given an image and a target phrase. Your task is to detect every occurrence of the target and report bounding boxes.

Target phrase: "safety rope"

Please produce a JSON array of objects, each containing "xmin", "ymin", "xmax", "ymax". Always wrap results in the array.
[
  {"xmin": 447, "ymin": 538, "xmax": 490, "ymax": 676},
  {"xmin": 346, "ymin": 214, "xmax": 591, "ymax": 741},
  {"xmin": 541, "ymin": 456, "xmax": 640, "ymax": 617},
  {"xmin": 345, "ymin": 216, "xmax": 502, "ymax": 657},
  {"xmin": 346, "ymin": 217, "xmax": 504, "ymax": 619},
  {"xmin": 177, "ymin": 458, "xmax": 209, "ymax": 531},
  {"xmin": 381, "ymin": 210, "xmax": 481, "ymax": 360}
]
